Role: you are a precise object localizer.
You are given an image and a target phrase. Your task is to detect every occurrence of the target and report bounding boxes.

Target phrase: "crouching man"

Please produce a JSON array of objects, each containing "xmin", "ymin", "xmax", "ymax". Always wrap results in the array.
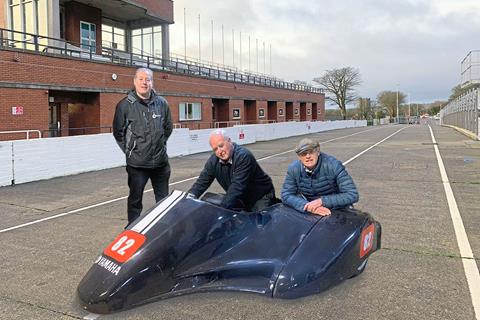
[
  {"xmin": 281, "ymin": 138, "xmax": 358, "ymax": 216},
  {"xmin": 188, "ymin": 129, "xmax": 276, "ymax": 211}
]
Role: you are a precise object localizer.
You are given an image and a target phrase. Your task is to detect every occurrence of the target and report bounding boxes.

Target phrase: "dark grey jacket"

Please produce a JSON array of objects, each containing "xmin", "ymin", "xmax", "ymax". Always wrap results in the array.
[
  {"xmin": 281, "ymin": 152, "xmax": 359, "ymax": 212},
  {"xmin": 113, "ymin": 90, "xmax": 173, "ymax": 168},
  {"xmin": 188, "ymin": 144, "xmax": 274, "ymax": 210}
]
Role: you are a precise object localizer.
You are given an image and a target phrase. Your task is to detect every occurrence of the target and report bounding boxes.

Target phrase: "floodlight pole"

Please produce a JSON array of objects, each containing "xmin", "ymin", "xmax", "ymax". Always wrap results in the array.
[{"xmin": 396, "ymin": 86, "xmax": 399, "ymax": 123}]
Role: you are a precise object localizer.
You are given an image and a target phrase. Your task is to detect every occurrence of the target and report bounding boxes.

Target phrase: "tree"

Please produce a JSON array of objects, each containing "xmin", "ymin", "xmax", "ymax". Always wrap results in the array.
[
  {"xmin": 448, "ymin": 83, "xmax": 478, "ymax": 102},
  {"xmin": 357, "ymin": 97, "xmax": 374, "ymax": 120},
  {"xmin": 313, "ymin": 67, "xmax": 361, "ymax": 120},
  {"xmin": 376, "ymin": 90, "xmax": 406, "ymax": 118}
]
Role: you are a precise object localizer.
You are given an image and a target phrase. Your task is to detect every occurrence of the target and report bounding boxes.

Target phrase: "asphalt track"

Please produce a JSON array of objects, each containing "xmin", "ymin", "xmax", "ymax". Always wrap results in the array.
[{"xmin": 0, "ymin": 124, "xmax": 479, "ymax": 320}]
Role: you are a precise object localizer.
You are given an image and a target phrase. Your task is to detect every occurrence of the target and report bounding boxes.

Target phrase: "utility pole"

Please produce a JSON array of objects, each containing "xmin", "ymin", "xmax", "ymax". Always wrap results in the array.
[
  {"xmin": 221, "ymin": 24, "xmax": 224, "ymax": 66},
  {"xmin": 183, "ymin": 8, "xmax": 187, "ymax": 59},
  {"xmin": 396, "ymin": 86, "xmax": 399, "ymax": 123},
  {"xmin": 198, "ymin": 14, "xmax": 201, "ymax": 62},
  {"xmin": 211, "ymin": 19, "xmax": 214, "ymax": 64}
]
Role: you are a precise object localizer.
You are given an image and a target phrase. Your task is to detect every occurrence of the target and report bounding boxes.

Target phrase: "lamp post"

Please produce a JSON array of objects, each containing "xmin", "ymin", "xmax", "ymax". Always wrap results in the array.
[{"xmin": 396, "ymin": 87, "xmax": 399, "ymax": 123}]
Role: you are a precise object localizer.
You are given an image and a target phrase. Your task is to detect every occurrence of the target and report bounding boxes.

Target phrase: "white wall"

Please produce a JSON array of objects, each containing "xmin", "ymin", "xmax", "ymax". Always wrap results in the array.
[{"xmin": 0, "ymin": 120, "xmax": 366, "ymax": 186}]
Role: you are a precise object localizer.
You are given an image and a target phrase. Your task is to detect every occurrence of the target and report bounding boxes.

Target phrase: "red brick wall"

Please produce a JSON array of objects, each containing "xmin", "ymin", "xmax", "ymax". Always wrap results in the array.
[
  {"xmin": 0, "ymin": 50, "xmax": 325, "ymax": 136},
  {"xmin": 0, "ymin": 88, "xmax": 48, "ymax": 139},
  {"xmin": 64, "ymin": 1, "xmax": 102, "ymax": 53},
  {"xmin": 132, "ymin": 0, "xmax": 174, "ymax": 23}
]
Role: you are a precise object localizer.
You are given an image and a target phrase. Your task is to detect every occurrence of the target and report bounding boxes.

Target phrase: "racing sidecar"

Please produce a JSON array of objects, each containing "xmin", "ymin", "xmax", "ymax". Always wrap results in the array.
[{"xmin": 77, "ymin": 190, "xmax": 381, "ymax": 314}]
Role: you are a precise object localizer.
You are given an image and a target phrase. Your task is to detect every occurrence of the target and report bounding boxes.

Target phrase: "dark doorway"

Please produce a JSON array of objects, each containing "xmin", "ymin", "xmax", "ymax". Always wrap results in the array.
[
  {"xmin": 268, "ymin": 101, "xmax": 277, "ymax": 122},
  {"xmin": 286, "ymin": 102, "xmax": 294, "ymax": 121},
  {"xmin": 48, "ymin": 103, "xmax": 61, "ymax": 137},
  {"xmin": 312, "ymin": 103, "xmax": 318, "ymax": 120},
  {"xmin": 244, "ymin": 100, "xmax": 256, "ymax": 124},
  {"xmin": 300, "ymin": 102, "xmax": 307, "ymax": 121},
  {"xmin": 212, "ymin": 98, "xmax": 229, "ymax": 127}
]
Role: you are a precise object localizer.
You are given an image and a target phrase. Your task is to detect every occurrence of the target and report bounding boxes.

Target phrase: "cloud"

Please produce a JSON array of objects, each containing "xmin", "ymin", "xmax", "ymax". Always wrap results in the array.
[{"xmin": 170, "ymin": 0, "xmax": 480, "ymax": 102}]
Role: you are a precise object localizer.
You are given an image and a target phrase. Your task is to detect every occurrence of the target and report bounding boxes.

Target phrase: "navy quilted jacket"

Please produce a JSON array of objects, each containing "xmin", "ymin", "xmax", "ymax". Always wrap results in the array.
[{"xmin": 281, "ymin": 152, "xmax": 359, "ymax": 212}]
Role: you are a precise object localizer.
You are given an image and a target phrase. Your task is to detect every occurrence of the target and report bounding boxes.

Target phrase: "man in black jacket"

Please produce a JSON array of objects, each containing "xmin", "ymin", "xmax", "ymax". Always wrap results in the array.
[
  {"xmin": 113, "ymin": 68, "xmax": 173, "ymax": 224},
  {"xmin": 188, "ymin": 129, "xmax": 276, "ymax": 211}
]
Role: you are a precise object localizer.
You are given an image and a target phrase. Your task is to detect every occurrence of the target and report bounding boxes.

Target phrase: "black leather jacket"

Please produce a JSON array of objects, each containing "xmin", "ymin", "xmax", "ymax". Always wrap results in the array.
[{"xmin": 113, "ymin": 90, "xmax": 173, "ymax": 168}]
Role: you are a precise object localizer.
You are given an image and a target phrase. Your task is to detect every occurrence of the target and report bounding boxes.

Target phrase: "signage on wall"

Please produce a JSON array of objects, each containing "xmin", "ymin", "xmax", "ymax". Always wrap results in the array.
[
  {"xmin": 12, "ymin": 106, "xmax": 24, "ymax": 115},
  {"xmin": 239, "ymin": 129, "xmax": 245, "ymax": 140},
  {"xmin": 232, "ymin": 108, "xmax": 240, "ymax": 119}
]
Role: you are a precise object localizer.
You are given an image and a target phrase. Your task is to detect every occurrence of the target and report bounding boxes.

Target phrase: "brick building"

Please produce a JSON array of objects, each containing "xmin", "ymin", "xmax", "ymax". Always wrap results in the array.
[{"xmin": 0, "ymin": 0, "xmax": 324, "ymax": 140}]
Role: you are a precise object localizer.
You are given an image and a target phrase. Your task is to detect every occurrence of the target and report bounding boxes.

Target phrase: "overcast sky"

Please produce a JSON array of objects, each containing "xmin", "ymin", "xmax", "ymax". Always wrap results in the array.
[{"xmin": 169, "ymin": 0, "xmax": 480, "ymax": 104}]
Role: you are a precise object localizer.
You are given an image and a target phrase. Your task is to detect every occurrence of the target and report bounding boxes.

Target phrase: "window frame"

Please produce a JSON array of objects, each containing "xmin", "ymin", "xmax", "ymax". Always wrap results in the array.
[
  {"xmin": 80, "ymin": 20, "xmax": 96, "ymax": 52},
  {"xmin": 179, "ymin": 102, "xmax": 202, "ymax": 121}
]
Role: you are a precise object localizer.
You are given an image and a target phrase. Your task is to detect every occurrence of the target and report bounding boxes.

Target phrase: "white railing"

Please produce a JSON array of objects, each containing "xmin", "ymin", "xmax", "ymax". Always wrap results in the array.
[{"xmin": 0, "ymin": 130, "xmax": 42, "ymax": 140}]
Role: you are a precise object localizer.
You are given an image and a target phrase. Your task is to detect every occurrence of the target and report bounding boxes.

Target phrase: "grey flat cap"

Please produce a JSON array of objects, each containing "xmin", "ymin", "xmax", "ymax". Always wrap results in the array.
[{"xmin": 295, "ymin": 138, "xmax": 320, "ymax": 154}]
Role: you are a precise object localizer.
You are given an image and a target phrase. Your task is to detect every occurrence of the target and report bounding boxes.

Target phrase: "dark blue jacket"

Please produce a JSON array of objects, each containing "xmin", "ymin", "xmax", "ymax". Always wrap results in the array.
[
  {"xmin": 281, "ymin": 152, "xmax": 358, "ymax": 213},
  {"xmin": 188, "ymin": 143, "xmax": 274, "ymax": 210}
]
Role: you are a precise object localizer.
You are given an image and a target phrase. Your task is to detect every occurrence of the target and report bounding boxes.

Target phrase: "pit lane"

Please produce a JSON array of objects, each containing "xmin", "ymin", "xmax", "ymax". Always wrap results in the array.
[{"xmin": 0, "ymin": 124, "xmax": 479, "ymax": 320}]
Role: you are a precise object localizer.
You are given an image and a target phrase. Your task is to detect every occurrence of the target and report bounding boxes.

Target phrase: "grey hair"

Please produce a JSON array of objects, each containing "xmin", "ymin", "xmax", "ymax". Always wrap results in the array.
[
  {"xmin": 209, "ymin": 128, "xmax": 230, "ymax": 140},
  {"xmin": 134, "ymin": 67, "xmax": 153, "ymax": 80}
]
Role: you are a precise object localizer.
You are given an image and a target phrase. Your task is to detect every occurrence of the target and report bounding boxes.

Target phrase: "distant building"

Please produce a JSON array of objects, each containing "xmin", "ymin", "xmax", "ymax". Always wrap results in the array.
[
  {"xmin": 0, "ymin": 0, "xmax": 325, "ymax": 140},
  {"xmin": 461, "ymin": 50, "xmax": 480, "ymax": 88}
]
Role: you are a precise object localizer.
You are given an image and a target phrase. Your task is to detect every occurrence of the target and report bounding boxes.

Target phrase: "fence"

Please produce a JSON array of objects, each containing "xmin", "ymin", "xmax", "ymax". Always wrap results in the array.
[
  {"xmin": 0, "ymin": 120, "xmax": 366, "ymax": 186},
  {"xmin": 441, "ymin": 88, "xmax": 480, "ymax": 140},
  {"xmin": 0, "ymin": 27, "xmax": 322, "ymax": 94}
]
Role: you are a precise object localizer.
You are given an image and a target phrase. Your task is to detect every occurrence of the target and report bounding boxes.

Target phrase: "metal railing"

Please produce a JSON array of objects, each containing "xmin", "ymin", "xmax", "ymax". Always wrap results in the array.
[
  {"xmin": 441, "ymin": 87, "xmax": 479, "ymax": 140},
  {"xmin": 42, "ymin": 126, "xmax": 113, "ymax": 137},
  {"xmin": 0, "ymin": 28, "xmax": 323, "ymax": 94},
  {"xmin": 0, "ymin": 130, "xmax": 42, "ymax": 140}
]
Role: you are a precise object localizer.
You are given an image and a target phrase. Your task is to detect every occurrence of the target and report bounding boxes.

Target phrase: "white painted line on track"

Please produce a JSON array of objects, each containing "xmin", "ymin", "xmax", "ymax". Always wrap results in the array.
[
  {"xmin": 0, "ymin": 126, "xmax": 392, "ymax": 234},
  {"xmin": 258, "ymin": 126, "xmax": 381, "ymax": 162},
  {"xmin": 343, "ymin": 127, "xmax": 407, "ymax": 165},
  {"xmin": 428, "ymin": 125, "xmax": 480, "ymax": 320}
]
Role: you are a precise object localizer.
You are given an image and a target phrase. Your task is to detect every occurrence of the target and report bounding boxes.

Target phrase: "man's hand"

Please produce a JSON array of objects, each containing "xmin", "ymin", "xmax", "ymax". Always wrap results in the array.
[
  {"xmin": 303, "ymin": 198, "xmax": 323, "ymax": 212},
  {"xmin": 304, "ymin": 198, "xmax": 331, "ymax": 216},
  {"xmin": 311, "ymin": 206, "xmax": 331, "ymax": 216}
]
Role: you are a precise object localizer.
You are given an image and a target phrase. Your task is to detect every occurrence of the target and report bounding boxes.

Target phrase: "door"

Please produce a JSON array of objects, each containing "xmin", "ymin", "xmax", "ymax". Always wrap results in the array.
[{"xmin": 49, "ymin": 103, "xmax": 61, "ymax": 137}]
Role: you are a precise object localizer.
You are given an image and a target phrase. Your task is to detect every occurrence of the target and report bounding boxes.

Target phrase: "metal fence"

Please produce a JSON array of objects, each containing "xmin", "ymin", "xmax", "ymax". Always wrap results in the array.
[
  {"xmin": 0, "ymin": 28, "xmax": 323, "ymax": 94},
  {"xmin": 441, "ymin": 88, "xmax": 480, "ymax": 140}
]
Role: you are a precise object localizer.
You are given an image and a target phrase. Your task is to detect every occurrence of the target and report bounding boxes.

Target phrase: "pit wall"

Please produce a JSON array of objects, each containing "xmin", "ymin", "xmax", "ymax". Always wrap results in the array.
[{"xmin": 0, "ymin": 120, "xmax": 366, "ymax": 186}]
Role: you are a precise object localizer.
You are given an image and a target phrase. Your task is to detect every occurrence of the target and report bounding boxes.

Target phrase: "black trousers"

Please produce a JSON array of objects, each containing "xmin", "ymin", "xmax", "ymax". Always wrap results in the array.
[{"xmin": 126, "ymin": 164, "xmax": 171, "ymax": 224}]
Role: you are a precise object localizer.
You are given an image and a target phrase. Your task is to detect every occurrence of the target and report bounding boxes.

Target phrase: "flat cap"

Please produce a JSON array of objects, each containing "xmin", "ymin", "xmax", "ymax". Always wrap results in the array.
[{"xmin": 295, "ymin": 138, "xmax": 320, "ymax": 155}]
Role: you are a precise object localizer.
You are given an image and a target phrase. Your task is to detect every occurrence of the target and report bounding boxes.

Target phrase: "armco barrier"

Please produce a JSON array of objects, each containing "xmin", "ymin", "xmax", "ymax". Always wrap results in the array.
[{"xmin": 0, "ymin": 120, "xmax": 366, "ymax": 187}]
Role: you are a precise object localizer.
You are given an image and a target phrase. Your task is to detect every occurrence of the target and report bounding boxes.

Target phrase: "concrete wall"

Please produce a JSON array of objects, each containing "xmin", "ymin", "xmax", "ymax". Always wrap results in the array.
[{"xmin": 0, "ymin": 120, "xmax": 366, "ymax": 187}]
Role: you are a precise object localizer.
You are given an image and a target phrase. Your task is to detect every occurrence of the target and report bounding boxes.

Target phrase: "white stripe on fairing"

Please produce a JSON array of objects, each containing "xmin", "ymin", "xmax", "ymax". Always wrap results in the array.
[
  {"xmin": 141, "ymin": 192, "xmax": 186, "ymax": 235},
  {"xmin": 429, "ymin": 125, "xmax": 480, "ymax": 320},
  {"xmin": 131, "ymin": 190, "xmax": 184, "ymax": 234}
]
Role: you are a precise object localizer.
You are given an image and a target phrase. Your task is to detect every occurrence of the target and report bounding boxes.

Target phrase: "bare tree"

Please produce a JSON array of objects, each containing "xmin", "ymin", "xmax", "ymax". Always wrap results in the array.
[
  {"xmin": 377, "ymin": 90, "xmax": 406, "ymax": 118},
  {"xmin": 313, "ymin": 67, "xmax": 361, "ymax": 120}
]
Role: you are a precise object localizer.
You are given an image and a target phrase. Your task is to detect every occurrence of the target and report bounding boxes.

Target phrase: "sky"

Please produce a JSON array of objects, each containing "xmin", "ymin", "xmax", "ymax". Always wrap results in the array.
[{"xmin": 169, "ymin": 0, "xmax": 480, "ymax": 104}]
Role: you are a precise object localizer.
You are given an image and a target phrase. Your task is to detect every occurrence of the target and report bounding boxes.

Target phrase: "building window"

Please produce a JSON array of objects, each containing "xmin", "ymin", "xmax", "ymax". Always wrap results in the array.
[
  {"xmin": 179, "ymin": 103, "xmax": 202, "ymax": 121},
  {"xmin": 80, "ymin": 21, "xmax": 96, "ymax": 52},
  {"xmin": 131, "ymin": 26, "xmax": 162, "ymax": 57},
  {"xmin": 7, "ymin": 0, "xmax": 48, "ymax": 49},
  {"xmin": 102, "ymin": 24, "xmax": 125, "ymax": 51}
]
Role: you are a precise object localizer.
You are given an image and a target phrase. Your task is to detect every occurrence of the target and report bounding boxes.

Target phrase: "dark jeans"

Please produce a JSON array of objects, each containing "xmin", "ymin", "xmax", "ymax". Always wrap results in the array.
[{"xmin": 126, "ymin": 164, "xmax": 171, "ymax": 224}]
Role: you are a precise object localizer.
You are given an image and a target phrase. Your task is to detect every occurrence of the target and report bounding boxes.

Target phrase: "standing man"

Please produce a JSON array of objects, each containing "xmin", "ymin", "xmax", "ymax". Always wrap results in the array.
[
  {"xmin": 281, "ymin": 138, "xmax": 358, "ymax": 216},
  {"xmin": 113, "ymin": 67, "xmax": 173, "ymax": 224},
  {"xmin": 188, "ymin": 129, "xmax": 276, "ymax": 211}
]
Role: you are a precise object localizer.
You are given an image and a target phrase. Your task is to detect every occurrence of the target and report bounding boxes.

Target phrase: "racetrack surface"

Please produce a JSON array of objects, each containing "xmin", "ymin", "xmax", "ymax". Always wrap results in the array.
[{"xmin": 0, "ymin": 124, "xmax": 479, "ymax": 320}]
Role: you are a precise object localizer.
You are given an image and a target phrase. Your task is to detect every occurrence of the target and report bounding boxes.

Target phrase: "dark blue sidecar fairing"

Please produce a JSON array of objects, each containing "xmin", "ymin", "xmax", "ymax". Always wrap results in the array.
[{"xmin": 77, "ymin": 190, "xmax": 381, "ymax": 314}]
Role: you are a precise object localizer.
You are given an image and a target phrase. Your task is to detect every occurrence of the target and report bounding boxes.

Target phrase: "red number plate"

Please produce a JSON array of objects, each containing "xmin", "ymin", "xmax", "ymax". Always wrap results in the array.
[
  {"xmin": 360, "ymin": 224, "xmax": 375, "ymax": 258},
  {"xmin": 104, "ymin": 230, "xmax": 146, "ymax": 263}
]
